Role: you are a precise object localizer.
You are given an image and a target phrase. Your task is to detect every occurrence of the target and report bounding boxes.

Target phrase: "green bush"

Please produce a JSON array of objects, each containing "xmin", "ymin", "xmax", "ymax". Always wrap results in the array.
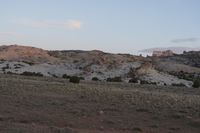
[
  {"xmin": 129, "ymin": 78, "xmax": 138, "ymax": 83},
  {"xmin": 79, "ymin": 77, "xmax": 85, "ymax": 80},
  {"xmin": 107, "ymin": 76, "xmax": 122, "ymax": 82},
  {"xmin": 193, "ymin": 79, "xmax": 200, "ymax": 88},
  {"xmin": 62, "ymin": 74, "xmax": 71, "ymax": 79},
  {"xmin": 92, "ymin": 77, "xmax": 99, "ymax": 81},
  {"xmin": 140, "ymin": 80, "xmax": 156, "ymax": 85},
  {"xmin": 140, "ymin": 80, "xmax": 149, "ymax": 84},
  {"xmin": 69, "ymin": 76, "xmax": 80, "ymax": 83}
]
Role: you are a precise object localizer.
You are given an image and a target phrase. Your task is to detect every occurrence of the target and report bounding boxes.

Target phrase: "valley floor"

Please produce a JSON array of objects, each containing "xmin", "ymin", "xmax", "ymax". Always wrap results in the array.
[{"xmin": 0, "ymin": 74, "xmax": 200, "ymax": 133}]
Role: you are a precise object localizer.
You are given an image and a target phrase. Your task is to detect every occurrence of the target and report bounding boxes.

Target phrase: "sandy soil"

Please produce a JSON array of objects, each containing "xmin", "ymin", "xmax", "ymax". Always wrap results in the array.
[{"xmin": 0, "ymin": 74, "xmax": 200, "ymax": 133}]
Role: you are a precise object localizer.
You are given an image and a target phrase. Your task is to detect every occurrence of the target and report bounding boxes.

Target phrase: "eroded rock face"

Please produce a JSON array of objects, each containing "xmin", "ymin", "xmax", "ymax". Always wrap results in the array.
[
  {"xmin": 128, "ymin": 62, "xmax": 153, "ymax": 77},
  {"xmin": 0, "ymin": 44, "xmax": 197, "ymax": 87},
  {"xmin": 0, "ymin": 45, "xmax": 145, "ymax": 80},
  {"xmin": 152, "ymin": 50, "xmax": 174, "ymax": 57}
]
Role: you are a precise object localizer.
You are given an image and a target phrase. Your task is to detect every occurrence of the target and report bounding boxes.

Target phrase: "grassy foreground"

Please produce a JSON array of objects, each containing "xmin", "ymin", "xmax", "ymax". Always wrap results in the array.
[{"xmin": 0, "ymin": 74, "xmax": 200, "ymax": 133}]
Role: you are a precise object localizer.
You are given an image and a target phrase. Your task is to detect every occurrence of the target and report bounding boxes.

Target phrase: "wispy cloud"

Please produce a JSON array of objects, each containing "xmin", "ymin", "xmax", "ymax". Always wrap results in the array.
[
  {"xmin": 171, "ymin": 38, "xmax": 199, "ymax": 43},
  {"xmin": 15, "ymin": 19, "xmax": 81, "ymax": 30}
]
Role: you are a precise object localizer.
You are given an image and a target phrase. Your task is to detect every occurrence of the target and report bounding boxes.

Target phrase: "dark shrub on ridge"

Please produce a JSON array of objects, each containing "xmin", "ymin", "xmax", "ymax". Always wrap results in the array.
[
  {"xmin": 107, "ymin": 77, "xmax": 122, "ymax": 82},
  {"xmin": 69, "ymin": 76, "xmax": 80, "ymax": 83}
]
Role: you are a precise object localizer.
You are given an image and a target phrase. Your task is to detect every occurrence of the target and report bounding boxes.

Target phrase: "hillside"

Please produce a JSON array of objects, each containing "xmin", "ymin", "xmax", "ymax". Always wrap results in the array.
[
  {"xmin": 0, "ymin": 45, "xmax": 57, "ymax": 63},
  {"xmin": 153, "ymin": 51, "xmax": 200, "ymax": 82},
  {"xmin": 0, "ymin": 45, "xmax": 145, "ymax": 81},
  {"xmin": 153, "ymin": 51, "xmax": 200, "ymax": 72},
  {"xmin": 0, "ymin": 45, "xmax": 198, "ymax": 87}
]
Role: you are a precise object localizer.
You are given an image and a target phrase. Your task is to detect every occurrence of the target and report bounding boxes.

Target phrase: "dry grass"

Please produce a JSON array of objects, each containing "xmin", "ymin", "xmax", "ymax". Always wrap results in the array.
[{"xmin": 0, "ymin": 74, "xmax": 200, "ymax": 133}]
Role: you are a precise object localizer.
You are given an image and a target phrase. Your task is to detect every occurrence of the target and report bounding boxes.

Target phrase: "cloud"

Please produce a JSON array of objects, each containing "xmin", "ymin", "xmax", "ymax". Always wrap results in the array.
[
  {"xmin": 15, "ymin": 19, "xmax": 81, "ymax": 30},
  {"xmin": 171, "ymin": 38, "xmax": 199, "ymax": 43}
]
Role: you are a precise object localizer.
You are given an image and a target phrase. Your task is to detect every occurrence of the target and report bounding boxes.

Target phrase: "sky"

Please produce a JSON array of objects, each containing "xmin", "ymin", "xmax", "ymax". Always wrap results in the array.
[{"xmin": 0, "ymin": 0, "xmax": 200, "ymax": 53}]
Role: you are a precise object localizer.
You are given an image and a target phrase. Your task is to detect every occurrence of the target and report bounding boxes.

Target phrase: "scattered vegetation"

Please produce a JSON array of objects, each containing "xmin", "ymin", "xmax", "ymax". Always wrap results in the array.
[
  {"xmin": 62, "ymin": 74, "xmax": 71, "ymax": 79},
  {"xmin": 79, "ymin": 77, "xmax": 85, "ymax": 80},
  {"xmin": 171, "ymin": 71, "xmax": 199, "ymax": 81},
  {"xmin": 193, "ymin": 79, "xmax": 200, "ymax": 88},
  {"xmin": 73, "ymin": 60, "xmax": 79, "ymax": 63},
  {"xmin": 172, "ymin": 83, "xmax": 186, "ymax": 87},
  {"xmin": 129, "ymin": 77, "xmax": 138, "ymax": 83},
  {"xmin": 69, "ymin": 76, "xmax": 80, "ymax": 83},
  {"xmin": 92, "ymin": 77, "xmax": 99, "ymax": 81},
  {"xmin": 22, "ymin": 61, "xmax": 35, "ymax": 65},
  {"xmin": 63, "ymin": 74, "xmax": 84, "ymax": 81},
  {"xmin": 140, "ymin": 80, "xmax": 156, "ymax": 85},
  {"xmin": 21, "ymin": 71, "xmax": 43, "ymax": 77},
  {"xmin": 107, "ymin": 76, "xmax": 122, "ymax": 82}
]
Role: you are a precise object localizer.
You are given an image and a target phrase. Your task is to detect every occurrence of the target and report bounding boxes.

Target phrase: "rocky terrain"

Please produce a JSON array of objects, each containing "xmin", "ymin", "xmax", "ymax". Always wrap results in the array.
[
  {"xmin": 153, "ymin": 51, "xmax": 200, "ymax": 81},
  {"xmin": 0, "ymin": 45, "xmax": 199, "ymax": 87},
  {"xmin": 0, "ymin": 45, "xmax": 199, "ymax": 133}
]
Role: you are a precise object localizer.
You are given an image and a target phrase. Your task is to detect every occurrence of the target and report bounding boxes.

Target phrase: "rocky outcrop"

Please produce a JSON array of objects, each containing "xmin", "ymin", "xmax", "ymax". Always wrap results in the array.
[
  {"xmin": 0, "ymin": 44, "xmax": 197, "ymax": 87},
  {"xmin": 152, "ymin": 50, "xmax": 174, "ymax": 57}
]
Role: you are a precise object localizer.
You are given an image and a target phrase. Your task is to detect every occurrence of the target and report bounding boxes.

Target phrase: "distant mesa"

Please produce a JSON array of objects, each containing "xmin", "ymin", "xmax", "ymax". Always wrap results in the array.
[
  {"xmin": 152, "ymin": 50, "xmax": 174, "ymax": 57},
  {"xmin": 140, "ymin": 47, "xmax": 200, "ymax": 55}
]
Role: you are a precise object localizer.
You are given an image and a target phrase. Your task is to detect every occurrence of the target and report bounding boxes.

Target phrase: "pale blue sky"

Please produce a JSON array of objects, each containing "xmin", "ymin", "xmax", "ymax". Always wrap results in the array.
[{"xmin": 0, "ymin": 0, "xmax": 200, "ymax": 53}]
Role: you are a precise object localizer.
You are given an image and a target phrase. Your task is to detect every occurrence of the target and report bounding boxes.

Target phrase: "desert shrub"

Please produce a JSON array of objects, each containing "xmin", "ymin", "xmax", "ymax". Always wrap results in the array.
[
  {"xmin": 193, "ymin": 79, "xmax": 200, "ymax": 88},
  {"xmin": 52, "ymin": 74, "xmax": 58, "ymax": 78},
  {"xmin": 107, "ymin": 76, "xmax": 122, "ymax": 82},
  {"xmin": 140, "ymin": 80, "xmax": 156, "ymax": 85},
  {"xmin": 79, "ymin": 77, "xmax": 85, "ymax": 80},
  {"xmin": 106, "ymin": 78, "xmax": 112, "ymax": 82},
  {"xmin": 6, "ymin": 71, "xmax": 15, "ymax": 75},
  {"xmin": 14, "ymin": 66, "xmax": 21, "ymax": 69},
  {"xmin": 129, "ymin": 78, "xmax": 138, "ymax": 83},
  {"xmin": 69, "ymin": 76, "xmax": 80, "ymax": 83},
  {"xmin": 21, "ymin": 71, "xmax": 43, "ymax": 77},
  {"xmin": 92, "ymin": 77, "xmax": 99, "ymax": 81},
  {"xmin": 62, "ymin": 74, "xmax": 71, "ymax": 79},
  {"xmin": 22, "ymin": 61, "xmax": 34, "ymax": 65},
  {"xmin": 151, "ymin": 82, "xmax": 157, "ymax": 85},
  {"xmin": 73, "ymin": 60, "xmax": 79, "ymax": 63},
  {"xmin": 172, "ymin": 83, "xmax": 186, "ymax": 87},
  {"xmin": 140, "ymin": 80, "xmax": 149, "ymax": 84}
]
